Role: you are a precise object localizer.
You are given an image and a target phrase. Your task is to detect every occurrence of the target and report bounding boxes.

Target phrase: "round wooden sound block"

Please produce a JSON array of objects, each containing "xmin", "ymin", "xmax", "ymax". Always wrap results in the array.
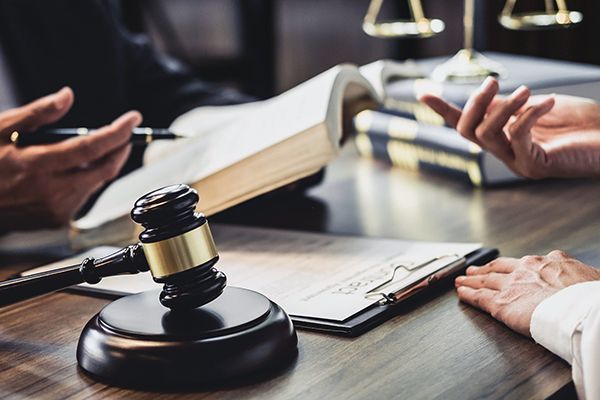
[{"xmin": 77, "ymin": 287, "xmax": 298, "ymax": 388}]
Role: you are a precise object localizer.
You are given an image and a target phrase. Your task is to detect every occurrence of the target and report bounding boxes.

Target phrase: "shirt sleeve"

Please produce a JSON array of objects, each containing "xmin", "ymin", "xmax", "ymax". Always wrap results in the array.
[{"xmin": 531, "ymin": 281, "xmax": 600, "ymax": 400}]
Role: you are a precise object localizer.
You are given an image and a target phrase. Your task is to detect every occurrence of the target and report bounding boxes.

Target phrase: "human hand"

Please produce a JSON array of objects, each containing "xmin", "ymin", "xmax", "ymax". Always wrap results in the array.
[
  {"xmin": 0, "ymin": 87, "xmax": 142, "ymax": 231},
  {"xmin": 525, "ymin": 94, "xmax": 600, "ymax": 136},
  {"xmin": 455, "ymin": 250, "xmax": 600, "ymax": 336},
  {"xmin": 420, "ymin": 77, "xmax": 600, "ymax": 178}
]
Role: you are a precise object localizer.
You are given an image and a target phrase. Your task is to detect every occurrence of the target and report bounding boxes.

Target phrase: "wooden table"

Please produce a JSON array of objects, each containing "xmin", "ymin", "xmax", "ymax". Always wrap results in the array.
[{"xmin": 2, "ymin": 145, "xmax": 597, "ymax": 399}]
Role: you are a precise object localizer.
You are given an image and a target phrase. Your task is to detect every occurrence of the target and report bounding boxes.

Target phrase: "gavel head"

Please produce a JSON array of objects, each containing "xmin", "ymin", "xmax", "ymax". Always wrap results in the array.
[{"xmin": 131, "ymin": 184, "xmax": 226, "ymax": 310}]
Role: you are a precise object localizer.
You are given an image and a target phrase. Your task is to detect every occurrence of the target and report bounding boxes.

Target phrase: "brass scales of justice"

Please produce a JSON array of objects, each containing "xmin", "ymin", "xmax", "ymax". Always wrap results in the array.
[{"xmin": 363, "ymin": 0, "xmax": 584, "ymax": 82}]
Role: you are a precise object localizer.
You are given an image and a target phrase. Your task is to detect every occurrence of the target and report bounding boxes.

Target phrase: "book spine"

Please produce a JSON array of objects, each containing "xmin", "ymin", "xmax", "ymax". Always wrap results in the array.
[
  {"xmin": 355, "ymin": 132, "xmax": 486, "ymax": 187},
  {"xmin": 353, "ymin": 110, "xmax": 487, "ymax": 186},
  {"xmin": 379, "ymin": 100, "xmax": 446, "ymax": 127},
  {"xmin": 382, "ymin": 78, "xmax": 470, "ymax": 126},
  {"xmin": 354, "ymin": 110, "xmax": 481, "ymax": 157}
]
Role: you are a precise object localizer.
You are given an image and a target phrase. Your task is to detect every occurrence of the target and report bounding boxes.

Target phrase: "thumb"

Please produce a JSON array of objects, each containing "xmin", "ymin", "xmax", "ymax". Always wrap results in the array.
[{"xmin": 0, "ymin": 87, "xmax": 74, "ymax": 138}]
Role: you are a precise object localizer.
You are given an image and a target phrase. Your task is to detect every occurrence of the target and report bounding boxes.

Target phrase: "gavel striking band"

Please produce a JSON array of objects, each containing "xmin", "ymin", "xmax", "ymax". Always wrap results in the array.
[{"xmin": 131, "ymin": 183, "xmax": 227, "ymax": 309}]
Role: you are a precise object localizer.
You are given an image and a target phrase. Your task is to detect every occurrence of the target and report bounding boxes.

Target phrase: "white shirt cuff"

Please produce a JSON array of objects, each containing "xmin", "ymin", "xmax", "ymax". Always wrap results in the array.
[{"xmin": 530, "ymin": 281, "xmax": 600, "ymax": 364}]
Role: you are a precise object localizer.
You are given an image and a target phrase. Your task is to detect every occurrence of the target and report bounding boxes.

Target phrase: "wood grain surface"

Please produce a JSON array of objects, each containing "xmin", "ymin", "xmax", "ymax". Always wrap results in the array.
[{"xmin": 2, "ymin": 145, "xmax": 595, "ymax": 399}]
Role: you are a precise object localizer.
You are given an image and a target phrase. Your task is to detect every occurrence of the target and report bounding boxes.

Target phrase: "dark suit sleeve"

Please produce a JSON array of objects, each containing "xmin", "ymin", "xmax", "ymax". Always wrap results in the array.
[{"xmin": 110, "ymin": 8, "xmax": 255, "ymax": 126}]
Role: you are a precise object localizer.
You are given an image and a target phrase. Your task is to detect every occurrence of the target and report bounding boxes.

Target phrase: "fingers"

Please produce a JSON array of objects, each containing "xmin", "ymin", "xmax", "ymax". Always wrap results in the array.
[
  {"xmin": 419, "ymin": 93, "xmax": 505, "ymax": 130},
  {"xmin": 546, "ymin": 249, "xmax": 571, "ymax": 260},
  {"xmin": 508, "ymin": 97, "xmax": 555, "ymax": 148},
  {"xmin": 473, "ymin": 86, "xmax": 531, "ymax": 163},
  {"xmin": 486, "ymin": 96, "xmax": 506, "ymax": 113},
  {"xmin": 455, "ymin": 258, "xmax": 517, "ymax": 294},
  {"xmin": 455, "ymin": 272, "xmax": 506, "ymax": 291},
  {"xmin": 65, "ymin": 144, "xmax": 132, "ymax": 195},
  {"xmin": 507, "ymin": 97, "xmax": 555, "ymax": 178},
  {"xmin": 4, "ymin": 144, "xmax": 131, "ymax": 227},
  {"xmin": 456, "ymin": 286, "xmax": 497, "ymax": 314},
  {"xmin": 421, "ymin": 79, "xmax": 556, "ymax": 179},
  {"xmin": 419, "ymin": 95, "xmax": 462, "ymax": 128},
  {"xmin": 511, "ymin": 94, "xmax": 552, "ymax": 116},
  {"xmin": 455, "ymin": 257, "xmax": 519, "ymax": 312},
  {"xmin": 60, "ymin": 144, "xmax": 132, "ymax": 218},
  {"xmin": 456, "ymin": 77, "xmax": 499, "ymax": 144},
  {"xmin": 0, "ymin": 87, "xmax": 74, "ymax": 137},
  {"xmin": 465, "ymin": 257, "xmax": 518, "ymax": 275},
  {"xmin": 24, "ymin": 111, "xmax": 142, "ymax": 171}
]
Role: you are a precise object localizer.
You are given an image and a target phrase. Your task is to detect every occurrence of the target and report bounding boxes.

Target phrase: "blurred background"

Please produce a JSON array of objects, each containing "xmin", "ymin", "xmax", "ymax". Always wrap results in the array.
[{"xmin": 117, "ymin": 0, "xmax": 596, "ymax": 98}]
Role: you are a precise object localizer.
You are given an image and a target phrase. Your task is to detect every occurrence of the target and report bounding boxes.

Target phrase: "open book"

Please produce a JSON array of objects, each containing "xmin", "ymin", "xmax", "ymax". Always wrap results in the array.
[{"xmin": 72, "ymin": 61, "xmax": 421, "ymax": 244}]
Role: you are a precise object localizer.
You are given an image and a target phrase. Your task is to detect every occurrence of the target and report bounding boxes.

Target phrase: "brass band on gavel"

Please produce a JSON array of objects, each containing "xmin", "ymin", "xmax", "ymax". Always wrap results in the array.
[{"xmin": 141, "ymin": 222, "xmax": 219, "ymax": 279}]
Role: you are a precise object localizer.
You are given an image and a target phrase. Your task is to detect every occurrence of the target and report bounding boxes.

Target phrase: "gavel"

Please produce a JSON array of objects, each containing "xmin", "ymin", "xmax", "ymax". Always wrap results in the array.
[
  {"xmin": 0, "ymin": 184, "xmax": 297, "ymax": 388},
  {"xmin": 0, "ymin": 184, "xmax": 226, "ymax": 309}
]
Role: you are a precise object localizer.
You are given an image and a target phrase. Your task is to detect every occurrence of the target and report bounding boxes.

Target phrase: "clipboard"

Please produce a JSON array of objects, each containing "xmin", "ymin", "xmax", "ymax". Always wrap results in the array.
[
  {"xmin": 17, "ymin": 226, "xmax": 498, "ymax": 338},
  {"xmin": 290, "ymin": 247, "xmax": 498, "ymax": 337}
]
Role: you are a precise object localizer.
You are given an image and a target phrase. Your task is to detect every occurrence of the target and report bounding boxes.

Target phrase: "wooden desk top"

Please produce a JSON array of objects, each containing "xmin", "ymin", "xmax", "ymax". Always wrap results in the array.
[{"xmin": 1, "ymin": 145, "xmax": 597, "ymax": 399}]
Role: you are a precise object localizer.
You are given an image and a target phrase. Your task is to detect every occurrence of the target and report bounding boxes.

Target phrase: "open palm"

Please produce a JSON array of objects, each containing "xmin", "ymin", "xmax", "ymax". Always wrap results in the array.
[
  {"xmin": 527, "ymin": 94, "xmax": 600, "ymax": 137},
  {"xmin": 421, "ymin": 78, "xmax": 600, "ymax": 179},
  {"xmin": 524, "ymin": 95, "xmax": 600, "ymax": 176}
]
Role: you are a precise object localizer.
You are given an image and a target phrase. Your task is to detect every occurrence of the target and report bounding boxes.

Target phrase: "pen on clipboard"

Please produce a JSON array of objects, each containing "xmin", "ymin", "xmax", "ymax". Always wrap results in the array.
[
  {"xmin": 365, "ymin": 254, "xmax": 466, "ymax": 305},
  {"xmin": 9, "ymin": 127, "xmax": 185, "ymax": 147}
]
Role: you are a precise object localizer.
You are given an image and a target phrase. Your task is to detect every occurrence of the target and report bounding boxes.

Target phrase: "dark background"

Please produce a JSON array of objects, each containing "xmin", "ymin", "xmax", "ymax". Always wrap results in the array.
[{"xmin": 118, "ymin": 0, "xmax": 596, "ymax": 99}]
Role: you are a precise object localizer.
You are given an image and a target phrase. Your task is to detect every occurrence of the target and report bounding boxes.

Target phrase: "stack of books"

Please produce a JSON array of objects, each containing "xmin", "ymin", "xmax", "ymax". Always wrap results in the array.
[{"xmin": 354, "ymin": 52, "xmax": 600, "ymax": 186}]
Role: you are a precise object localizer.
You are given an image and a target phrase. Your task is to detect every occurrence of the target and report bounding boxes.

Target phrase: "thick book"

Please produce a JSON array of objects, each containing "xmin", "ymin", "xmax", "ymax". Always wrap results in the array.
[
  {"xmin": 383, "ymin": 52, "xmax": 600, "ymax": 125},
  {"xmin": 353, "ymin": 110, "xmax": 520, "ymax": 186},
  {"xmin": 67, "ymin": 60, "xmax": 422, "ymax": 248},
  {"xmin": 20, "ymin": 224, "xmax": 498, "ymax": 337}
]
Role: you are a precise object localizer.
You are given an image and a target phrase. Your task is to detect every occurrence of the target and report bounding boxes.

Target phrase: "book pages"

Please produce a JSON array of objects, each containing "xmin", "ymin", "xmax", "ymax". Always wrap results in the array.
[
  {"xmin": 74, "ymin": 66, "xmax": 350, "ymax": 230},
  {"xmin": 359, "ymin": 59, "xmax": 423, "ymax": 99}
]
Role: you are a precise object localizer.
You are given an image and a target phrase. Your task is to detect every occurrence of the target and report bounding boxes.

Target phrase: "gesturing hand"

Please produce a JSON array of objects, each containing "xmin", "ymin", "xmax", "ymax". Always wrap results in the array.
[
  {"xmin": 455, "ymin": 250, "xmax": 600, "ymax": 336},
  {"xmin": 0, "ymin": 87, "xmax": 142, "ymax": 231},
  {"xmin": 420, "ymin": 77, "xmax": 600, "ymax": 179}
]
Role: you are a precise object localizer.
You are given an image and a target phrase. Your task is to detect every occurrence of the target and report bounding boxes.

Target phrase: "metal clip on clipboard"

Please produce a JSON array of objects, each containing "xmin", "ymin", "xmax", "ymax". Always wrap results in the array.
[{"xmin": 364, "ymin": 254, "xmax": 466, "ymax": 305}]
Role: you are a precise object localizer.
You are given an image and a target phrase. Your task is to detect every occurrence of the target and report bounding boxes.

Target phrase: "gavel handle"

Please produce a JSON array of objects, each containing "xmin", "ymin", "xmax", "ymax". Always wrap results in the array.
[
  {"xmin": 0, "ymin": 244, "xmax": 149, "ymax": 308},
  {"xmin": 0, "ymin": 264, "xmax": 87, "ymax": 307}
]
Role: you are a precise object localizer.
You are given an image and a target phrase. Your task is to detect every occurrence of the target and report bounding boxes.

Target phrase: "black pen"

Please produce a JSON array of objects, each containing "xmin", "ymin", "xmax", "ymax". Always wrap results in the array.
[{"xmin": 10, "ymin": 127, "xmax": 185, "ymax": 147}]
